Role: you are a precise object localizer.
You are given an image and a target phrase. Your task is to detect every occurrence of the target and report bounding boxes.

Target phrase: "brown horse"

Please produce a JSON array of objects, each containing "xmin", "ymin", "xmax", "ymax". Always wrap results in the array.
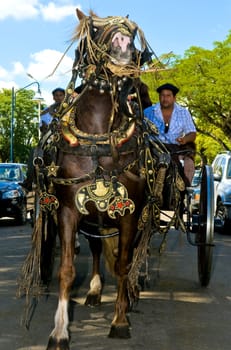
[{"xmin": 18, "ymin": 9, "xmax": 172, "ymax": 350}]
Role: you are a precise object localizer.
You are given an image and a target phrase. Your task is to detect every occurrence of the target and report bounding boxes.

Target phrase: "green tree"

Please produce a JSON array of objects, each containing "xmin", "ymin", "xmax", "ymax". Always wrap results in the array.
[
  {"xmin": 0, "ymin": 88, "xmax": 43, "ymax": 163},
  {"xmin": 141, "ymin": 32, "xmax": 231, "ymax": 163}
]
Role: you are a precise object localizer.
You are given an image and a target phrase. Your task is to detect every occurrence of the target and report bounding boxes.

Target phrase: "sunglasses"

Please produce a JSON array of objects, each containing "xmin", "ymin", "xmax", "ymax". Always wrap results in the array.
[{"xmin": 164, "ymin": 123, "xmax": 169, "ymax": 133}]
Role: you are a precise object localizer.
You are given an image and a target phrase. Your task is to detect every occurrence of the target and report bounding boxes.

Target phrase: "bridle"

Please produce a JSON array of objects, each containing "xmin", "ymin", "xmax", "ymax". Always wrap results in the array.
[{"xmin": 48, "ymin": 14, "xmax": 151, "ymax": 161}]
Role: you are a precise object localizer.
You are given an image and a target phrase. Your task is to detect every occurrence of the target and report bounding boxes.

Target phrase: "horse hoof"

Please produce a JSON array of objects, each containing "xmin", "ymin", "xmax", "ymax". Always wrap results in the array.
[
  {"xmin": 85, "ymin": 293, "xmax": 101, "ymax": 306},
  {"xmin": 108, "ymin": 325, "xmax": 131, "ymax": 339},
  {"xmin": 46, "ymin": 336, "xmax": 70, "ymax": 350}
]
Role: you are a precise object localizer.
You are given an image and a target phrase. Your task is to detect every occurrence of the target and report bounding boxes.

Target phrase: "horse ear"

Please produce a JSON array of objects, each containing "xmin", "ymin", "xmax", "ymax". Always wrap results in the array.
[{"xmin": 76, "ymin": 8, "xmax": 86, "ymax": 20}]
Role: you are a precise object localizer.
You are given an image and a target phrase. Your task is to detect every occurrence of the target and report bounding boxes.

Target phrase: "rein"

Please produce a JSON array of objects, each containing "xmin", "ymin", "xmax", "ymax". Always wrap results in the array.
[{"xmin": 79, "ymin": 228, "xmax": 119, "ymax": 239}]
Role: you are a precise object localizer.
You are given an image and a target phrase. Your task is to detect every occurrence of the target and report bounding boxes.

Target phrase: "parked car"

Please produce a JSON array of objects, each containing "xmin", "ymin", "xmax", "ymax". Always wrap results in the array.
[
  {"xmin": 188, "ymin": 169, "xmax": 202, "ymax": 214},
  {"xmin": 211, "ymin": 151, "xmax": 231, "ymax": 234},
  {"xmin": 0, "ymin": 163, "xmax": 32, "ymax": 225}
]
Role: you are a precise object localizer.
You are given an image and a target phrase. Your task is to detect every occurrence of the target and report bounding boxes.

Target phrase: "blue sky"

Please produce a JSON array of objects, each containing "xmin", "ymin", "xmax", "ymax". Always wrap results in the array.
[{"xmin": 0, "ymin": 0, "xmax": 231, "ymax": 104}]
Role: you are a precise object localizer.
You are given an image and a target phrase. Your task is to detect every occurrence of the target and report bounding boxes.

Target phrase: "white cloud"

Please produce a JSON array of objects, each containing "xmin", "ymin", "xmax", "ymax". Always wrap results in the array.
[
  {"xmin": 0, "ymin": 0, "xmax": 39, "ymax": 20},
  {"xmin": 0, "ymin": 1, "xmax": 81, "ymax": 104},
  {"xmin": 0, "ymin": 1, "xmax": 80, "ymax": 22},
  {"xmin": 0, "ymin": 66, "xmax": 9, "ymax": 79},
  {"xmin": 27, "ymin": 49, "xmax": 74, "ymax": 82},
  {"xmin": 0, "ymin": 80, "xmax": 19, "ymax": 90},
  {"xmin": 26, "ymin": 48, "xmax": 75, "ymax": 104},
  {"xmin": 0, "ymin": 61, "xmax": 26, "ymax": 81},
  {"xmin": 40, "ymin": 2, "xmax": 77, "ymax": 22},
  {"xmin": 40, "ymin": 90, "xmax": 54, "ymax": 106},
  {"xmin": 0, "ymin": 48, "xmax": 74, "ymax": 105},
  {"xmin": 12, "ymin": 62, "xmax": 25, "ymax": 76}
]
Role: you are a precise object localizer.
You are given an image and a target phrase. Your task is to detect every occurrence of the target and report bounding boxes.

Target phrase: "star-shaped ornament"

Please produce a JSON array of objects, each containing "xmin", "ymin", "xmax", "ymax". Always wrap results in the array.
[{"xmin": 47, "ymin": 161, "xmax": 59, "ymax": 177}]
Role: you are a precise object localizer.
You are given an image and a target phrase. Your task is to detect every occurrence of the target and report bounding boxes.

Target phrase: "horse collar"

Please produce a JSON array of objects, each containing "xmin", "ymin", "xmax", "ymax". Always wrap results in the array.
[{"xmin": 79, "ymin": 63, "xmax": 129, "ymax": 94}]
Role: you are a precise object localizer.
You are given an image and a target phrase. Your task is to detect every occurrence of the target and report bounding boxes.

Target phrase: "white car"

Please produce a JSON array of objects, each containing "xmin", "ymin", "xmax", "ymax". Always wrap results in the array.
[{"xmin": 211, "ymin": 151, "xmax": 231, "ymax": 234}]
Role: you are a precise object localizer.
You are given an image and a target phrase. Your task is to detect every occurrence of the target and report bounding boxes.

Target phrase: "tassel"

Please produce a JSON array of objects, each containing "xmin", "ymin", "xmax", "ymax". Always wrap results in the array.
[{"xmin": 16, "ymin": 211, "xmax": 44, "ymax": 328}]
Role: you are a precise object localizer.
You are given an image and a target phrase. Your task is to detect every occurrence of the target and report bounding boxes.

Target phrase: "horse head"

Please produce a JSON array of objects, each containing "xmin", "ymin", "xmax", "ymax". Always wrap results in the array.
[
  {"xmin": 73, "ymin": 9, "xmax": 151, "ymax": 84},
  {"xmin": 56, "ymin": 10, "xmax": 152, "ymax": 148}
]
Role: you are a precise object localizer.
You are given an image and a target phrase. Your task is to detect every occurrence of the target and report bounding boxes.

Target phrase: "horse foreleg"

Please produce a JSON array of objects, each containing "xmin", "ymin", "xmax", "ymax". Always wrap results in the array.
[
  {"xmin": 47, "ymin": 268, "xmax": 75, "ymax": 350},
  {"xmin": 109, "ymin": 275, "xmax": 131, "ymax": 339},
  {"xmin": 109, "ymin": 218, "xmax": 136, "ymax": 339},
  {"xmin": 85, "ymin": 237, "xmax": 102, "ymax": 306},
  {"xmin": 47, "ymin": 299, "xmax": 70, "ymax": 350},
  {"xmin": 47, "ymin": 211, "xmax": 76, "ymax": 350}
]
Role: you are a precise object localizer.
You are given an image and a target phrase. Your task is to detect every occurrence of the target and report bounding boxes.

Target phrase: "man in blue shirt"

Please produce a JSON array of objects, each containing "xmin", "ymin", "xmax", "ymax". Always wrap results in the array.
[
  {"xmin": 40, "ymin": 87, "xmax": 65, "ymax": 136},
  {"xmin": 144, "ymin": 83, "xmax": 196, "ymax": 186}
]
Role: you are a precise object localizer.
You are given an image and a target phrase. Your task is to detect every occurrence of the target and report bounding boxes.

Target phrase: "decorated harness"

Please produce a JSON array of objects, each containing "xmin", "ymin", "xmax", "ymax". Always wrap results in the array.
[{"xmin": 32, "ymin": 12, "xmax": 185, "ymax": 237}]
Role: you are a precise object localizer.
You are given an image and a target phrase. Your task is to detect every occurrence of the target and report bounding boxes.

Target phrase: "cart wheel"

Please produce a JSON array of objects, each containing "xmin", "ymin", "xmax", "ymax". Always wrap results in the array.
[{"xmin": 197, "ymin": 165, "xmax": 214, "ymax": 287}]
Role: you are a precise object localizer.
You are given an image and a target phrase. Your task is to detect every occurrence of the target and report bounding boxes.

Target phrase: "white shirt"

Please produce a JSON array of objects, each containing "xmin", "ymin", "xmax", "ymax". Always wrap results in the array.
[{"xmin": 144, "ymin": 102, "xmax": 196, "ymax": 144}]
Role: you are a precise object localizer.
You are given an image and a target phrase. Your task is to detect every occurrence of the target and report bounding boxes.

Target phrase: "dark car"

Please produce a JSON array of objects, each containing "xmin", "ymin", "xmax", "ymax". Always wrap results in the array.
[{"xmin": 0, "ymin": 163, "xmax": 30, "ymax": 225}]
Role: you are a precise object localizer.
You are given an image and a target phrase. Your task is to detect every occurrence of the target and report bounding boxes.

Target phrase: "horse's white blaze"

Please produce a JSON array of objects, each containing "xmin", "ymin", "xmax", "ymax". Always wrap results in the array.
[
  {"xmin": 112, "ymin": 32, "xmax": 131, "ymax": 53},
  {"xmin": 50, "ymin": 299, "xmax": 69, "ymax": 340},
  {"xmin": 89, "ymin": 274, "xmax": 102, "ymax": 294}
]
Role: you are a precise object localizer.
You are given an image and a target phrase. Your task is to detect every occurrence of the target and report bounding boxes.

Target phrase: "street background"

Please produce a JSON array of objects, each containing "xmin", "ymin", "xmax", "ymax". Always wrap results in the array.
[{"xmin": 0, "ymin": 219, "xmax": 230, "ymax": 350}]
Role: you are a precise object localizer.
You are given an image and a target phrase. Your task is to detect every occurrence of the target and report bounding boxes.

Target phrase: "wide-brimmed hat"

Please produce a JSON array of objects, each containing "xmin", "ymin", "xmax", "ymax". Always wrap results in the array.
[{"xmin": 156, "ymin": 83, "xmax": 179, "ymax": 95}]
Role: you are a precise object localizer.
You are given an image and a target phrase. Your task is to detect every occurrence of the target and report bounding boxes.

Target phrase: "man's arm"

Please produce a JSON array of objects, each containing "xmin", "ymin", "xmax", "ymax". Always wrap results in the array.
[{"xmin": 176, "ymin": 131, "xmax": 196, "ymax": 145}]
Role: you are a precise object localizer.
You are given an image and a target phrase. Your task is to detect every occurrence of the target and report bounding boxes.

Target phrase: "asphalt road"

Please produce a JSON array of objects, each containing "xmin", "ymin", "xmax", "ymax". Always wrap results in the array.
[{"xmin": 0, "ymin": 218, "xmax": 230, "ymax": 350}]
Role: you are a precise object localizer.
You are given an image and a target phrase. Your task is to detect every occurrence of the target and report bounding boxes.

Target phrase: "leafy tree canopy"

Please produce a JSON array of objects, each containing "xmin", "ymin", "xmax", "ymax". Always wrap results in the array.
[
  {"xmin": 0, "ymin": 88, "xmax": 45, "ymax": 163},
  {"xmin": 141, "ymin": 31, "xmax": 231, "ymax": 163}
]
